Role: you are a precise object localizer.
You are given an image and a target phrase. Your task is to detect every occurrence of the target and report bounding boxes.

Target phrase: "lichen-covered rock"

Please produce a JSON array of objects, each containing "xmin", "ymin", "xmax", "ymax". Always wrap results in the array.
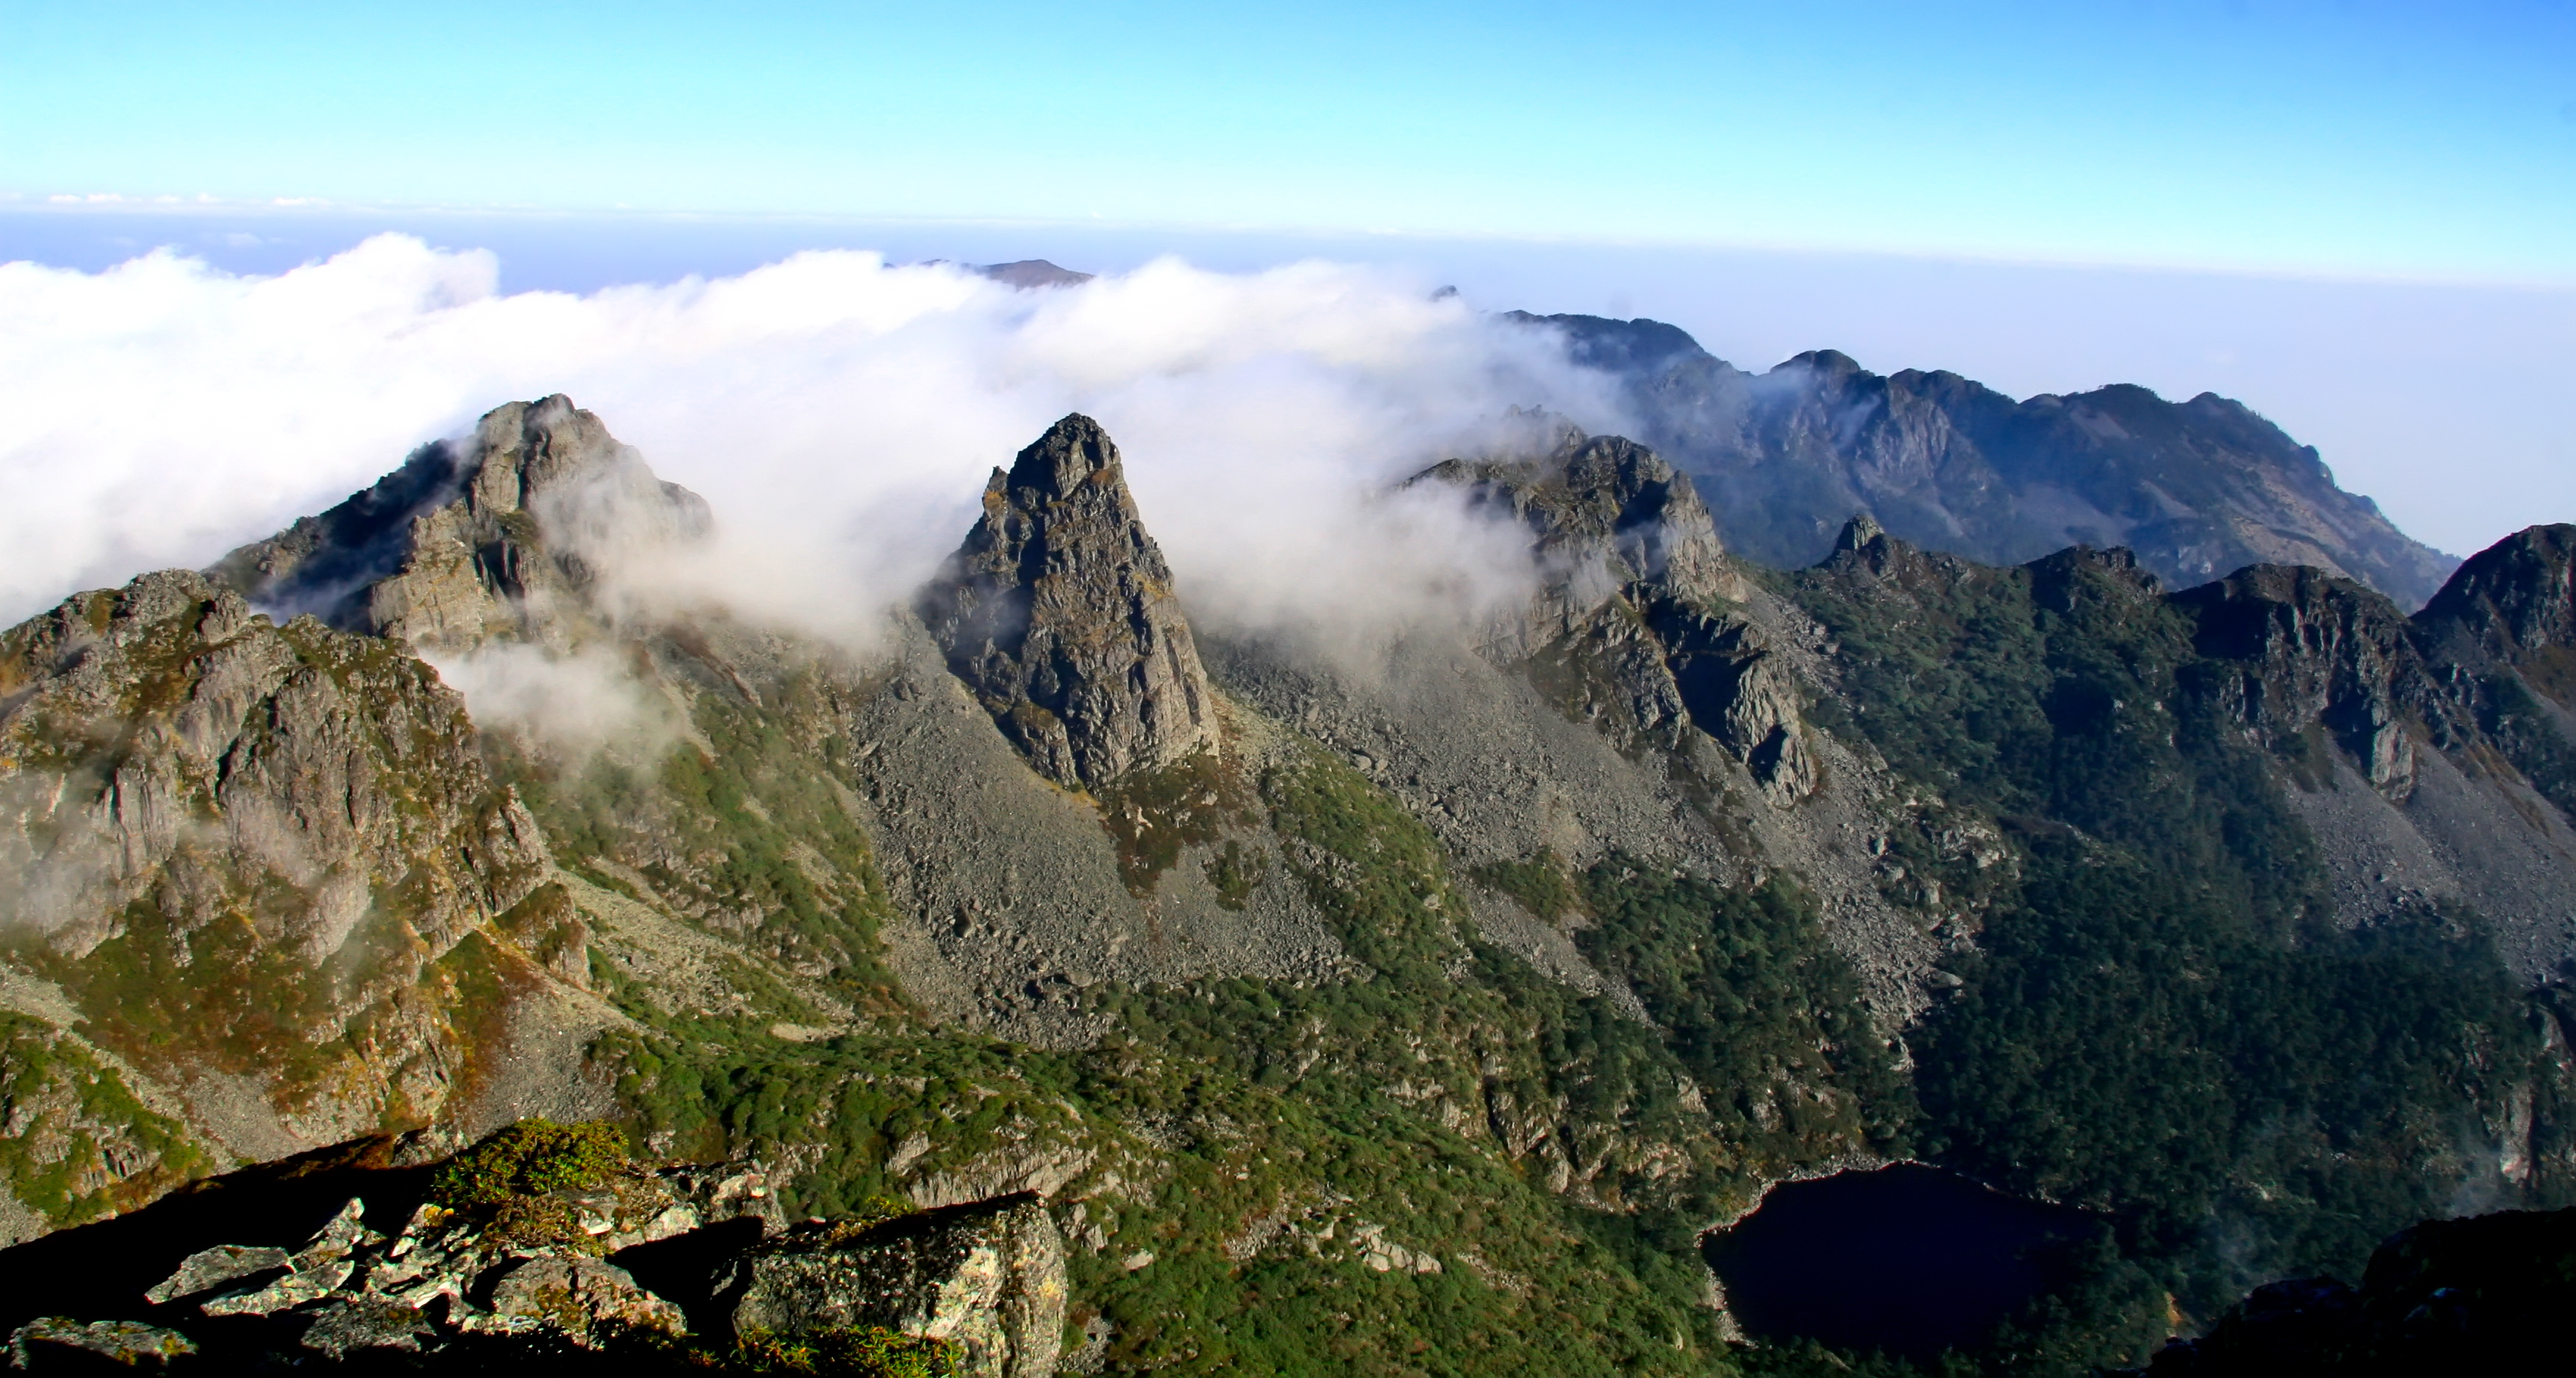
[
  {"xmin": 143, "ymin": 1243, "xmax": 291, "ymax": 1305},
  {"xmin": 917, "ymin": 414, "xmax": 1216, "ymax": 790},
  {"xmin": 729, "ymin": 1194, "xmax": 1067, "ymax": 1378},
  {"xmin": 211, "ymin": 395, "xmax": 711, "ymax": 655},
  {"xmin": 6, "ymin": 1317, "xmax": 196, "ymax": 1370},
  {"xmin": 292, "ymin": 1298, "xmax": 437, "ymax": 1361},
  {"xmin": 484, "ymin": 1256, "xmax": 682, "ymax": 1344}
]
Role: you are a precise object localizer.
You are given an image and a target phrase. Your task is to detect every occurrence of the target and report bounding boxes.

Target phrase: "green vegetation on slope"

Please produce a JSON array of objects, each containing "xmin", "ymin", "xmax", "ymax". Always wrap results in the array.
[
  {"xmin": 494, "ymin": 647, "xmax": 906, "ymax": 1015},
  {"xmin": 1576, "ymin": 861, "xmax": 1913, "ymax": 1167},
  {"xmin": 1776, "ymin": 550, "xmax": 2576, "ymax": 1346},
  {"xmin": 0, "ymin": 1012, "xmax": 215, "ymax": 1227},
  {"xmin": 589, "ymin": 736, "xmax": 1933, "ymax": 1374}
]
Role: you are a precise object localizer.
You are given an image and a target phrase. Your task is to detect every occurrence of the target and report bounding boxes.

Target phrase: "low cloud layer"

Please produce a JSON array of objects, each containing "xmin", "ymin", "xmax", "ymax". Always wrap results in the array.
[{"xmin": 0, "ymin": 236, "xmax": 1626, "ymax": 659}]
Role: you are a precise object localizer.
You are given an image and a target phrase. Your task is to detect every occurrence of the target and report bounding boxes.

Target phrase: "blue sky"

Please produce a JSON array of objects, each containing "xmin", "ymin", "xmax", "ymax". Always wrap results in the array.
[
  {"xmin": 1, "ymin": 1, "xmax": 2572, "ymax": 564},
  {"xmin": 7, "ymin": 0, "xmax": 2575, "ymax": 280}
]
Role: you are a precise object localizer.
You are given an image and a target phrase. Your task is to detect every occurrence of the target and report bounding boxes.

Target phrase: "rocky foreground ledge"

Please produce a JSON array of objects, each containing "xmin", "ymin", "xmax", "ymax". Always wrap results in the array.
[{"xmin": 0, "ymin": 1121, "xmax": 1066, "ymax": 1375}]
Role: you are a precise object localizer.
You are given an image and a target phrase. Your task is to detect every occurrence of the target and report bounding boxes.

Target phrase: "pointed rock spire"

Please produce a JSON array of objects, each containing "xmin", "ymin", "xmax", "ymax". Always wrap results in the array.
[{"xmin": 917, "ymin": 415, "xmax": 1216, "ymax": 789}]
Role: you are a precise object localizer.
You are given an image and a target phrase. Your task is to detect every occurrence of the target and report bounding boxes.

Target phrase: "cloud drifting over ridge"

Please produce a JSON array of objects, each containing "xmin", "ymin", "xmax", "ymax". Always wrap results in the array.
[{"xmin": 0, "ymin": 234, "xmax": 1626, "ymax": 643}]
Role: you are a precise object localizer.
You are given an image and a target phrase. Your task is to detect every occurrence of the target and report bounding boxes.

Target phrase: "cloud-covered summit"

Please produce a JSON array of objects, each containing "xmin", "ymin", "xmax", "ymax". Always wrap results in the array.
[{"xmin": 0, "ymin": 234, "xmax": 1626, "ymax": 642}]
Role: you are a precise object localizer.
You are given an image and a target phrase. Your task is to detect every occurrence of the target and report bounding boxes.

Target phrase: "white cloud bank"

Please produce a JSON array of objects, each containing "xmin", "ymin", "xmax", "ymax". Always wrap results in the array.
[{"xmin": 0, "ymin": 235, "xmax": 1625, "ymax": 650}]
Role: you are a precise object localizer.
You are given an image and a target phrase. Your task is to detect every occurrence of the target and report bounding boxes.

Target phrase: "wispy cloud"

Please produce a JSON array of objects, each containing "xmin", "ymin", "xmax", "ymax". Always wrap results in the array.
[{"xmin": 0, "ymin": 234, "xmax": 1625, "ymax": 647}]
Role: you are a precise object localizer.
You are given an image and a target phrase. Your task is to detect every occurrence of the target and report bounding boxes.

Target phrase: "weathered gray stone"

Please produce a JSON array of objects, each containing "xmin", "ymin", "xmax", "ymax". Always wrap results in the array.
[
  {"xmin": 917, "ymin": 414, "xmax": 1216, "ymax": 789},
  {"xmin": 7, "ymin": 1318, "xmax": 196, "ymax": 1370},
  {"xmin": 1409, "ymin": 425, "xmax": 1816, "ymax": 801},
  {"xmin": 143, "ymin": 1242, "xmax": 293, "ymax": 1306},
  {"xmin": 293, "ymin": 1299, "xmax": 437, "ymax": 1360},
  {"xmin": 212, "ymin": 395, "xmax": 710, "ymax": 656},
  {"xmin": 485, "ymin": 1257, "xmax": 683, "ymax": 1345},
  {"xmin": 200, "ymin": 1258, "xmax": 356, "ymax": 1317},
  {"xmin": 730, "ymin": 1195, "xmax": 1067, "ymax": 1378}
]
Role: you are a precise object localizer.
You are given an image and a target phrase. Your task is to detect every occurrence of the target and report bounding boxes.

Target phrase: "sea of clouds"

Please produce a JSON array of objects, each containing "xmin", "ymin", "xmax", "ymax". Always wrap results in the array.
[{"xmin": 0, "ymin": 235, "xmax": 1630, "ymax": 658}]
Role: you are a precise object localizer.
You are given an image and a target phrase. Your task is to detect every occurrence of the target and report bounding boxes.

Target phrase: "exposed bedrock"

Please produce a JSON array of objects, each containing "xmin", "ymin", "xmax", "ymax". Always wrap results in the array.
[{"xmin": 917, "ymin": 415, "xmax": 1217, "ymax": 791}]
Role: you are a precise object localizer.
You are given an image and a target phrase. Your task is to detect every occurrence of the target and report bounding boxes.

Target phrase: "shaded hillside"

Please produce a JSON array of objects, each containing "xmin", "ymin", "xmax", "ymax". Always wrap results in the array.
[{"xmin": 1514, "ymin": 312, "xmax": 2459, "ymax": 608}]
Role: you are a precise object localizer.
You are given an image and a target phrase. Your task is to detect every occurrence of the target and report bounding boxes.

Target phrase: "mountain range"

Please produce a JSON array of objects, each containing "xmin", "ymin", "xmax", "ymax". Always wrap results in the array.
[
  {"xmin": 0, "ymin": 332, "xmax": 2571, "ymax": 1374},
  {"xmin": 1518, "ymin": 312, "xmax": 2461, "ymax": 609}
]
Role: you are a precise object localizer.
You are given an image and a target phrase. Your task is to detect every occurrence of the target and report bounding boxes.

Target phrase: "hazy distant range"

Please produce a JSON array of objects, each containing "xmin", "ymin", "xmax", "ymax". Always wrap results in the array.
[{"xmin": 4, "ymin": 204, "xmax": 2569, "ymax": 557}]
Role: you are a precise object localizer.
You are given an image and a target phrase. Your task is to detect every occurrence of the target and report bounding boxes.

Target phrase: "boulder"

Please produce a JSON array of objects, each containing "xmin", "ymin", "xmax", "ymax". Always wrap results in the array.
[
  {"xmin": 6, "ymin": 1318, "xmax": 195, "ymax": 1371},
  {"xmin": 142, "ymin": 1243, "xmax": 290, "ymax": 1306},
  {"xmin": 484, "ymin": 1257, "xmax": 683, "ymax": 1345},
  {"xmin": 729, "ymin": 1194, "xmax": 1067, "ymax": 1378}
]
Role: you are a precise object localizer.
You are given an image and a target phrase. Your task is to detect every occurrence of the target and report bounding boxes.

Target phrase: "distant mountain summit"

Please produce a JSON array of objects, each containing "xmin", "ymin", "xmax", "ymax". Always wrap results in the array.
[
  {"xmin": 973, "ymin": 259, "xmax": 1093, "ymax": 289},
  {"xmin": 1515, "ymin": 312, "xmax": 2459, "ymax": 608}
]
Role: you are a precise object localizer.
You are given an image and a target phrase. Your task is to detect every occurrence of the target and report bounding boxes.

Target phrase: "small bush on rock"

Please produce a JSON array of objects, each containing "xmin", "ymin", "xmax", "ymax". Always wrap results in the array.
[{"xmin": 429, "ymin": 1119, "xmax": 629, "ymax": 1211}]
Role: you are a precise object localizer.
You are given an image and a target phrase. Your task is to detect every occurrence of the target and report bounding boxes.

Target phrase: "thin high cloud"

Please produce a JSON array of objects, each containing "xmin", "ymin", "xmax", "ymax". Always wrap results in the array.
[{"xmin": 0, "ymin": 234, "xmax": 1626, "ymax": 647}]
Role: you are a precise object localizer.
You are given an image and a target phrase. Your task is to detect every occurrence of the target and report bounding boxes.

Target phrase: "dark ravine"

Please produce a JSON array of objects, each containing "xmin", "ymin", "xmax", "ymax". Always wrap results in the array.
[{"xmin": 3, "ymin": 389, "xmax": 2575, "ymax": 1374}]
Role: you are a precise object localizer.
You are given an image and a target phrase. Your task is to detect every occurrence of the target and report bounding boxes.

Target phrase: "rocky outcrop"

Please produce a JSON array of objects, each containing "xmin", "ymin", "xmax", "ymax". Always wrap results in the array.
[
  {"xmin": 1516, "ymin": 312, "xmax": 2459, "ymax": 607},
  {"xmin": 0, "ymin": 568, "xmax": 559, "ymax": 1162},
  {"xmin": 1, "ymin": 1134, "xmax": 1059, "ymax": 1376},
  {"xmin": 2416, "ymin": 523, "xmax": 2576, "ymax": 672},
  {"xmin": 1412, "ymin": 426, "xmax": 1815, "ymax": 801},
  {"xmin": 211, "ymin": 395, "xmax": 710, "ymax": 654},
  {"xmin": 2175, "ymin": 564, "xmax": 2451, "ymax": 800},
  {"xmin": 1414, "ymin": 420, "xmax": 1748, "ymax": 658},
  {"xmin": 917, "ymin": 414, "xmax": 1217, "ymax": 790},
  {"xmin": 730, "ymin": 1194, "xmax": 1067, "ymax": 1378},
  {"xmin": 7, "ymin": 1316, "xmax": 196, "ymax": 1370}
]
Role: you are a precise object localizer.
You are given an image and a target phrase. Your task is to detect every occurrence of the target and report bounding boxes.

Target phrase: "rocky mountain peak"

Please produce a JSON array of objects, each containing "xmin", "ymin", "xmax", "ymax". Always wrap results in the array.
[
  {"xmin": 210, "ymin": 396, "xmax": 709, "ymax": 654},
  {"xmin": 2173, "ymin": 564, "xmax": 2443, "ymax": 798},
  {"xmin": 1833, "ymin": 514, "xmax": 1886, "ymax": 553},
  {"xmin": 917, "ymin": 413, "xmax": 1217, "ymax": 790},
  {"xmin": 1528, "ymin": 314, "xmax": 2460, "ymax": 606},
  {"xmin": 2416, "ymin": 523, "xmax": 2576, "ymax": 674},
  {"xmin": 1413, "ymin": 423, "xmax": 1747, "ymax": 636}
]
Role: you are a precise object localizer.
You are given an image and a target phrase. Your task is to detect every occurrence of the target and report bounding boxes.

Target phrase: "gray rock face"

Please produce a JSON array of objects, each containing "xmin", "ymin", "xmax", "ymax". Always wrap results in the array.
[
  {"xmin": 1410, "ymin": 428, "xmax": 1814, "ymax": 801},
  {"xmin": 0, "ymin": 568, "xmax": 554, "ymax": 1153},
  {"xmin": 1413, "ymin": 421, "xmax": 1748, "ymax": 659},
  {"xmin": 7, "ymin": 1317, "xmax": 196, "ymax": 1370},
  {"xmin": 143, "ymin": 1244, "xmax": 292, "ymax": 1305},
  {"xmin": 1515, "ymin": 313, "xmax": 2460, "ymax": 607},
  {"xmin": 211, "ymin": 395, "xmax": 710, "ymax": 653},
  {"xmin": 2175, "ymin": 562, "xmax": 2447, "ymax": 800},
  {"xmin": 485, "ymin": 1257, "xmax": 684, "ymax": 1341},
  {"xmin": 2416, "ymin": 523, "xmax": 2576, "ymax": 670},
  {"xmin": 730, "ymin": 1194, "xmax": 1067, "ymax": 1378},
  {"xmin": 917, "ymin": 414, "xmax": 1216, "ymax": 790}
]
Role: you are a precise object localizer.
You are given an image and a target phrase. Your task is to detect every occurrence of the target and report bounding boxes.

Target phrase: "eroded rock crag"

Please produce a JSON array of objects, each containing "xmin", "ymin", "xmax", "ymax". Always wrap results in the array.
[{"xmin": 917, "ymin": 414, "xmax": 1216, "ymax": 790}]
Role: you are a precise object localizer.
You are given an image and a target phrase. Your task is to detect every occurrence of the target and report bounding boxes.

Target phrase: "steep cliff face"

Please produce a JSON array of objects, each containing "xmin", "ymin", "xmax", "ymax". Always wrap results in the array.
[
  {"xmin": 1516, "ymin": 312, "xmax": 2460, "ymax": 607},
  {"xmin": 212, "ymin": 395, "xmax": 711, "ymax": 654},
  {"xmin": 916, "ymin": 414, "xmax": 1217, "ymax": 791},
  {"xmin": 0, "ymin": 567, "xmax": 572, "ymax": 1191},
  {"xmin": 2174, "ymin": 564, "xmax": 2449, "ymax": 800}
]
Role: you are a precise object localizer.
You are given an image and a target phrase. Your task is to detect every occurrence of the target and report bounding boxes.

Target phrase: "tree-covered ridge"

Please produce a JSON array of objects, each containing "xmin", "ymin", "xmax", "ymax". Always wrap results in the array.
[{"xmin": 1775, "ymin": 536, "xmax": 2576, "ymax": 1340}]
